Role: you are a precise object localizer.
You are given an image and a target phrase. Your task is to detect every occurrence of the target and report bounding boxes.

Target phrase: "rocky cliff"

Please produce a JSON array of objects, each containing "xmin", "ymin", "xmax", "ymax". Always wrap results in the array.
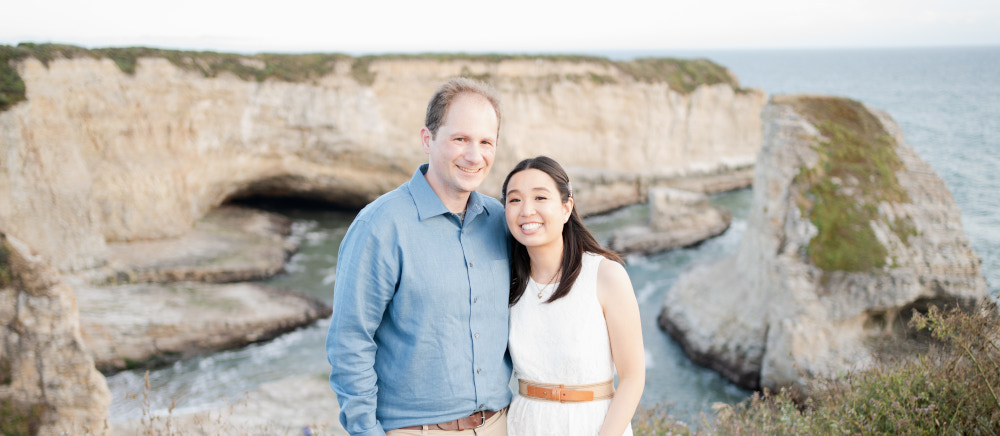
[
  {"xmin": 0, "ymin": 45, "xmax": 765, "ymax": 271},
  {"xmin": 658, "ymin": 95, "xmax": 990, "ymax": 391},
  {"xmin": 0, "ymin": 232, "xmax": 111, "ymax": 435}
]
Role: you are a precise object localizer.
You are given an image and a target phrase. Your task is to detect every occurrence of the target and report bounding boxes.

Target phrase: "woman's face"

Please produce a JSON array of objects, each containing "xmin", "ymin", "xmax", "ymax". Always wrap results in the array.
[{"xmin": 504, "ymin": 168, "xmax": 573, "ymax": 251}]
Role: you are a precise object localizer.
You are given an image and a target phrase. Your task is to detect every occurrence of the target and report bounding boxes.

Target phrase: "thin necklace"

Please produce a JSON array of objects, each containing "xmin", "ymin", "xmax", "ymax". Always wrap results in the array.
[{"xmin": 536, "ymin": 269, "xmax": 561, "ymax": 299}]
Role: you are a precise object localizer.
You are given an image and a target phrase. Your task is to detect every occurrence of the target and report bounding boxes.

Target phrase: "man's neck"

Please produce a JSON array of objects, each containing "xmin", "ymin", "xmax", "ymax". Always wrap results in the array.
[
  {"xmin": 441, "ymin": 194, "xmax": 471, "ymax": 214},
  {"xmin": 424, "ymin": 176, "xmax": 472, "ymax": 213}
]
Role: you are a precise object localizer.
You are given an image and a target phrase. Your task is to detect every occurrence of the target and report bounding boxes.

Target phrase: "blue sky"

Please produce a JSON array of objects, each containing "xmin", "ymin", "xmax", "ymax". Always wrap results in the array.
[{"xmin": 3, "ymin": 0, "xmax": 999, "ymax": 54}]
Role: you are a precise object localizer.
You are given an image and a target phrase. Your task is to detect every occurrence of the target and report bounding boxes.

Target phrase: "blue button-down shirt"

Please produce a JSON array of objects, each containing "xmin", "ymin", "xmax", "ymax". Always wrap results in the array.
[{"xmin": 326, "ymin": 164, "xmax": 512, "ymax": 436}]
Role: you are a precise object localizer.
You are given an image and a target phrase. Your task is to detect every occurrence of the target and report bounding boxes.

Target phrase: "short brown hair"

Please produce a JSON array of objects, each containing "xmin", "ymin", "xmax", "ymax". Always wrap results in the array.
[{"xmin": 424, "ymin": 78, "xmax": 501, "ymax": 139}]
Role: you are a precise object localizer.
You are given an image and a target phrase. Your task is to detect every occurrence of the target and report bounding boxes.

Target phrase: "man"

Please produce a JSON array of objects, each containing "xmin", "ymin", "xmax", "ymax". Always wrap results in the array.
[{"xmin": 326, "ymin": 78, "xmax": 512, "ymax": 436}]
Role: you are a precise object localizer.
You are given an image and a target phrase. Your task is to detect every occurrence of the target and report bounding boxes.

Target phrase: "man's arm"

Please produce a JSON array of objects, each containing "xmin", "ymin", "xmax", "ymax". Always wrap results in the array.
[{"xmin": 326, "ymin": 217, "xmax": 398, "ymax": 436}]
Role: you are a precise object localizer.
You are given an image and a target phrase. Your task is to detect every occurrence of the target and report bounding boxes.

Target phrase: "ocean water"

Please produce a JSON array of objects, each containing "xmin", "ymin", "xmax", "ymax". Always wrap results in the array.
[{"xmin": 105, "ymin": 47, "xmax": 1000, "ymax": 423}]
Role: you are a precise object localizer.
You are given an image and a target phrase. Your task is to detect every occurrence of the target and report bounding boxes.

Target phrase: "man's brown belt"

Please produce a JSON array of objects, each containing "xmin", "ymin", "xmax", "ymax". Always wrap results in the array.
[
  {"xmin": 518, "ymin": 379, "xmax": 615, "ymax": 403},
  {"xmin": 398, "ymin": 409, "xmax": 499, "ymax": 431}
]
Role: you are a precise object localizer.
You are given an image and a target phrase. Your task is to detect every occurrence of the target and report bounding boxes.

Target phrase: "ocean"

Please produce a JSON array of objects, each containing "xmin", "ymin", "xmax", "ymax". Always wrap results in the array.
[{"xmin": 105, "ymin": 46, "xmax": 1000, "ymax": 422}]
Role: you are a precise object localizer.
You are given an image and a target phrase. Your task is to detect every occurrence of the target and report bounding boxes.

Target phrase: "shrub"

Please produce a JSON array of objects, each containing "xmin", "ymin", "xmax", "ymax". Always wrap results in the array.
[{"xmin": 634, "ymin": 299, "xmax": 1000, "ymax": 435}]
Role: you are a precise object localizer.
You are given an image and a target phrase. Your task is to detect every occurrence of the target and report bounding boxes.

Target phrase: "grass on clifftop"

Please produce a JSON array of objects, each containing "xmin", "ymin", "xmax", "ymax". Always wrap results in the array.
[
  {"xmin": 13, "ymin": 42, "xmax": 352, "ymax": 81},
  {"xmin": 633, "ymin": 300, "xmax": 1000, "ymax": 435},
  {"xmin": 349, "ymin": 52, "xmax": 742, "ymax": 93},
  {"xmin": 0, "ymin": 46, "xmax": 30, "ymax": 111},
  {"xmin": 783, "ymin": 95, "xmax": 913, "ymax": 272},
  {"xmin": 1, "ymin": 43, "xmax": 743, "ymax": 113},
  {"xmin": 617, "ymin": 58, "xmax": 740, "ymax": 93}
]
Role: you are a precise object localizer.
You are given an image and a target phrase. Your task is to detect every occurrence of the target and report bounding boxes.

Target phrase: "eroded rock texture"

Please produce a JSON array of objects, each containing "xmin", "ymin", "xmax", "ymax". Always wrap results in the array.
[{"xmin": 0, "ymin": 233, "xmax": 111, "ymax": 435}]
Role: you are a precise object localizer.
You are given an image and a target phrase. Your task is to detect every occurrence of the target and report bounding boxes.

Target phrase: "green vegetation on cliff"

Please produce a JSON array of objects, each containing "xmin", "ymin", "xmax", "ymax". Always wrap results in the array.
[
  {"xmin": 0, "ymin": 241, "xmax": 11, "ymax": 289},
  {"xmin": 0, "ymin": 399, "xmax": 47, "ymax": 436},
  {"xmin": 783, "ymin": 95, "xmax": 914, "ymax": 272},
  {"xmin": 0, "ymin": 46, "xmax": 30, "ymax": 111},
  {"xmin": 0, "ymin": 43, "xmax": 744, "ymax": 113},
  {"xmin": 618, "ymin": 57, "xmax": 739, "ymax": 93},
  {"xmin": 12, "ymin": 42, "xmax": 352, "ymax": 80},
  {"xmin": 347, "ymin": 52, "xmax": 742, "ymax": 93}
]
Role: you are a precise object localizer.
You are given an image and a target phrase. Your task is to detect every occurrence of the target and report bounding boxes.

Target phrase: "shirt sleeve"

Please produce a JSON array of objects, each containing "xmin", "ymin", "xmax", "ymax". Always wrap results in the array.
[{"xmin": 326, "ymin": 216, "xmax": 398, "ymax": 436}]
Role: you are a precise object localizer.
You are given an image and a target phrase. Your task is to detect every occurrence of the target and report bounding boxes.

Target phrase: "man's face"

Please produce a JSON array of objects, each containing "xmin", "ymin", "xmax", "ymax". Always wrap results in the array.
[{"xmin": 421, "ymin": 93, "xmax": 499, "ymax": 204}]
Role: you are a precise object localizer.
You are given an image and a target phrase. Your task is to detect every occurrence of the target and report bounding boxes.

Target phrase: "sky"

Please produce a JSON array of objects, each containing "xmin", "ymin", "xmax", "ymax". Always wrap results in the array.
[{"xmin": 2, "ymin": 0, "xmax": 999, "ymax": 55}]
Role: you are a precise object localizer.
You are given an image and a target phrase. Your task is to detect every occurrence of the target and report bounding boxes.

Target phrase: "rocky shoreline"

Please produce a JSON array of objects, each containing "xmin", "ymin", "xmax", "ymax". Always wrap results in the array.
[
  {"xmin": 608, "ymin": 187, "xmax": 733, "ymax": 255},
  {"xmin": 71, "ymin": 205, "xmax": 331, "ymax": 374}
]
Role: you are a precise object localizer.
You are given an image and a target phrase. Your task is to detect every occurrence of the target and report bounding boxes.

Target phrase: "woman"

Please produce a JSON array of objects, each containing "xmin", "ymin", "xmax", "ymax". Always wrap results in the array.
[{"xmin": 502, "ymin": 156, "xmax": 645, "ymax": 436}]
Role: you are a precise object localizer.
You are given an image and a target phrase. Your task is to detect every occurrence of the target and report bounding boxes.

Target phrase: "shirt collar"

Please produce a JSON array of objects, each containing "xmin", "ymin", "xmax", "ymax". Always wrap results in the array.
[{"xmin": 410, "ymin": 164, "xmax": 490, "ymax": 222}]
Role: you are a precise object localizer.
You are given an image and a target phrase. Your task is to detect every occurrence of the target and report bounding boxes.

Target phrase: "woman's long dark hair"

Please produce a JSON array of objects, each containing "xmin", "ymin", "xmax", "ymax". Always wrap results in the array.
[{"xmin": 501, "ymin": 156, "xmax": 623, "ymax": 306}]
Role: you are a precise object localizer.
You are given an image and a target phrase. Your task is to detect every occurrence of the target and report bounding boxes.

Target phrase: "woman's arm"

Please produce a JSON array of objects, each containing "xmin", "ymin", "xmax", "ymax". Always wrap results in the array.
[{"xmin": 596, "ymin": 258, "xmax": 645, "ymax": 436}]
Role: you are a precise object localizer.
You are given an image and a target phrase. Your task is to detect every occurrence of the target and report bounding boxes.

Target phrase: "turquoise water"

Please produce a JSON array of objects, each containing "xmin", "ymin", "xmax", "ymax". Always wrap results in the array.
[{"xmin": 106, "ymin": 47, "xmax": 1000, "ymax": 422}]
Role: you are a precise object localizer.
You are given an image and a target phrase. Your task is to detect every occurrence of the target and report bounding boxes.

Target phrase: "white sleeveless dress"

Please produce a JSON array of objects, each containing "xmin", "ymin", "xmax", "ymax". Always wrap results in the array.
[{"xmin": 507, "ymin": 252, "xmax": 632, "ymax": 436}]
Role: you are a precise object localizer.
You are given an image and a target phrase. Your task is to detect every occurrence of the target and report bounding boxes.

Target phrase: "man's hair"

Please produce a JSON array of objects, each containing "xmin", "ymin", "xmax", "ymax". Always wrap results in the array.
[{"xmin": 424, "ymin": 77, "xmax": 501, "ymax": 139}]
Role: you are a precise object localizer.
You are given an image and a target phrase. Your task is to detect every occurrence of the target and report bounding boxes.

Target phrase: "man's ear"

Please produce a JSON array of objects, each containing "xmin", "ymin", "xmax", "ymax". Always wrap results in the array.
[{"xmin": 420, "ymin": 127, "xmax": 433, "ymax": 154}]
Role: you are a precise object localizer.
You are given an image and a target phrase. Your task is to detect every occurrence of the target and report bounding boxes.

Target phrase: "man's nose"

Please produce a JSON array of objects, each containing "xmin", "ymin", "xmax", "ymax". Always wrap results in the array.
[{"xmin": 462, "ymin": 143, "xmax": 482, "ymax": 163}]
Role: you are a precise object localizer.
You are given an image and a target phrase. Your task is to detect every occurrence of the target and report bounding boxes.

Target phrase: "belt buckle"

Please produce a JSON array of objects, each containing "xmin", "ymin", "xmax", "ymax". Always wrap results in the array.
[{"xmin": 475, "ymin": 410, "xmax": 486, "ymax": 429}]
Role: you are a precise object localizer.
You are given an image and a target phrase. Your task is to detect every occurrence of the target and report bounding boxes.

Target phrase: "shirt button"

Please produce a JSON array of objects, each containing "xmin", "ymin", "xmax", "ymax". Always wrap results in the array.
[
  {"xmin": 479, "ymin": 404, "xmax": 484, "ymax": 408},
  {"xmin": 468, "ymin": 262, "xmax": 474, "ymax": 267},
  {"xmin": 473, "ymin": 297, "xmax": 478, "ymax": 303},
  {"xmin": 474, "ymin": 333, "xmax": 480, "ymax": 338},
  {"xmin": 477, "ymin": 368, "xmax": 482, "ymax": 374}
]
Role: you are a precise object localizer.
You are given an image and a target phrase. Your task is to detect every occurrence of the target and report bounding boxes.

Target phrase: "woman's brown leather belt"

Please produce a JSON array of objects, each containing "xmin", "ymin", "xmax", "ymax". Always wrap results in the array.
[{"xmin": 518, "ymin": 379, "xmax": 614, "ymax": 403}]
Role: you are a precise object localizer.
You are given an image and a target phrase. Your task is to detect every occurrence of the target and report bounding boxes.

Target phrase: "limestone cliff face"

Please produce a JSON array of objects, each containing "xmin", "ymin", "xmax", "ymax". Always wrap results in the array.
[
  {"xmin": 658, "ymin": 95, "xmax": 989, "ymax": 391},
  {"xmin": 0, "ymin": 52, "xmax": 764, "ymax": 271},
  {"xmin": 0, "ymin": 232, "xmax": 111, "ymax": 434}
]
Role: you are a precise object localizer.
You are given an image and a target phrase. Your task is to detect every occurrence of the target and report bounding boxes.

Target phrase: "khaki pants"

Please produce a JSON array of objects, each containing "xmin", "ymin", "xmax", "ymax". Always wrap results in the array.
[{"xmin": 386, "ymin": 408, "xmax": 507, "ymax": 436}]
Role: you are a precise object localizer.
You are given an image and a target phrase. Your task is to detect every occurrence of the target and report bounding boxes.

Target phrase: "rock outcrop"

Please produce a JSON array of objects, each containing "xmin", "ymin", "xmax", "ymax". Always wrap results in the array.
[
  {"xmin": 73, "ymin": 205, "xmax": 297, "ymax": 286},
  {"xmin": 658, "ymin": 95, "xmax": 990, "ymax": 391},
  {"xmin": 608, "ymin": 187, "xmax": 732, "ymax": 255},
  {"xmin": 0, "ymin": 232, "xmax": 111, "ymax": 435},
  {"xmin": 64, "ymin": 205, "xmax": 328, "ymax": 372},
  {"xmin": 77, "ymin": 281, "xmax": 331, "ymax": 373},
  {"xmin": 0, "ymin": 46, "xmax": 765, "ymax": 271}
]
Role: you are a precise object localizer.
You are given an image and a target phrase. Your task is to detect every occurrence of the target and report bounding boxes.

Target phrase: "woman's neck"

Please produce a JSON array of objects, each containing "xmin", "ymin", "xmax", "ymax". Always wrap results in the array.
[{"xmin": 527, "ymin": 241, "xmax": 564, "ymax": 284}]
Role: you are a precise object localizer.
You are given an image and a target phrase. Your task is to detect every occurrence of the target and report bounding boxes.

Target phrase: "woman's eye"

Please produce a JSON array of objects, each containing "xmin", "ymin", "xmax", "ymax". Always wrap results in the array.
[{"xmin": 535, "ymin": 196, "xmax": 547, "ymax": 201}]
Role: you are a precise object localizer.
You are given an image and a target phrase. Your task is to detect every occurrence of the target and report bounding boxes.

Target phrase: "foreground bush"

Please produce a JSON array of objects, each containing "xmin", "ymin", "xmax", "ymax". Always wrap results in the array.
[{"xmin": 634, "ymin": 299, "xmax": 1000, "ymax": 435}]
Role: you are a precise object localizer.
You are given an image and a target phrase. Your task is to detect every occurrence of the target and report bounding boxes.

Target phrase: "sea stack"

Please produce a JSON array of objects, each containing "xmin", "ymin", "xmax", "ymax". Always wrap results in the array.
[
  {"xmin": 658, "ymin": 95, "xmax": 990, "ymax": 391},
  {"xmin": 0, "ymin": 233, "xmax": 112, "ymax": 434}
]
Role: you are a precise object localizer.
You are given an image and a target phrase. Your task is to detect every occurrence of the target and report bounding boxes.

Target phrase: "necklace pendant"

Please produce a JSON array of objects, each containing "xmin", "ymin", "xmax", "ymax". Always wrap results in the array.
[{"xmin": 537, "ymin": 290, "xmax": 543, "ymax": 298}]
